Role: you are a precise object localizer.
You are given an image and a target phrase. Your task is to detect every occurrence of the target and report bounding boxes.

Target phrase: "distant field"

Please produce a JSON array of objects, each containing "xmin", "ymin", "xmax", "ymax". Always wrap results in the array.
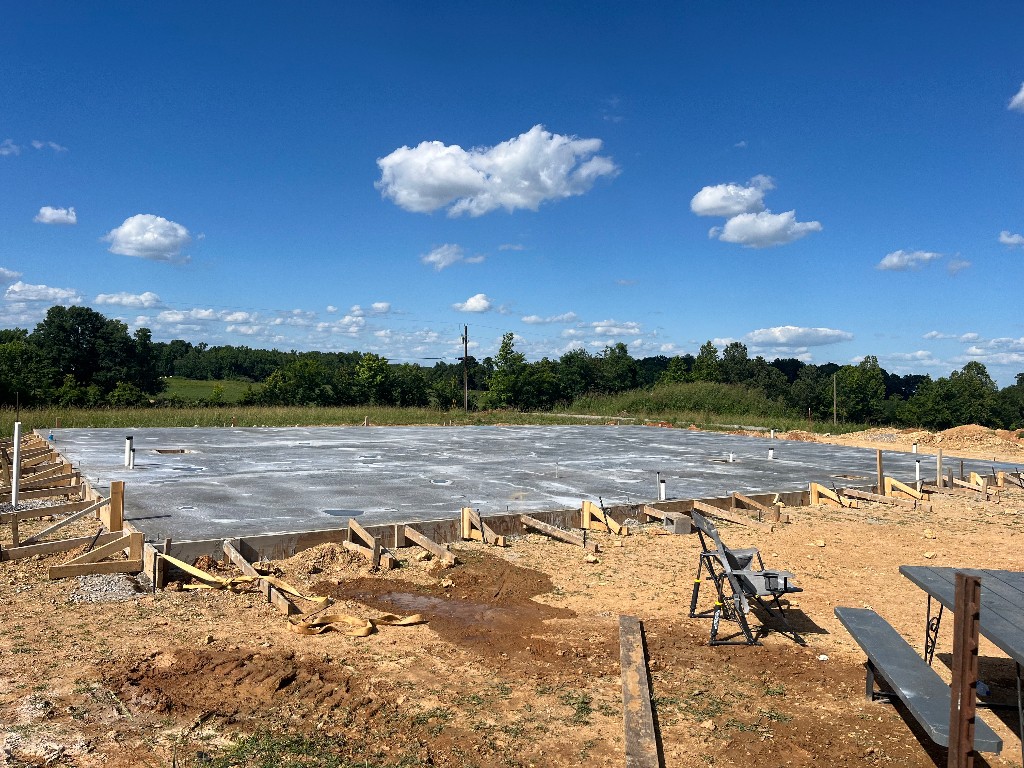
[{"xmin": 159, "ymin": 378, "xmax": 253, "ymax": 403}]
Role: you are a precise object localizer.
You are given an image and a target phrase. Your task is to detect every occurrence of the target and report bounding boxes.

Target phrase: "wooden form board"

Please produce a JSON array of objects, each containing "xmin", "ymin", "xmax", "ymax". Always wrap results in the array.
[
  {"xmin": 0, "ymin": 498, "xmax": 94, "ymax": 524},
  {"xmin": 691, "ymin": 500, "xmax": 774, "ymax": 532},
  {"xmin": 808, "ymin": 483, "xmax": 859, "ymax": 510},
  {"xmin": 581, "ymin": 500, "xmax": 628, "ymax": 535},
  {"xmin": 48, "ymin": 532, "xmax": 143, "ymax": 579},
  {"xmin": 346, "ymin": 518, "xmax": 397, "ymax": 569},
  {"xmin": 884, "ymin": 476, "xmax": 926, "ymax": 501},
  {"xmin": 841, "ymin": 487, "xmax": 933, "ymax": 513},
  {"xmin": 9, "ymin": 485, "xmax": 83, "ymax": 502},
  {"xmin": 951, "ymin": 477, "xmax": 998, "ymax": 498},
  {"xmin": 619, "ymin": 615, "xmax": 660, "ymax": 768},
  {"xmin": 460, "ymin": 507, "xmax": 507, "ymax": 546},
  {"xmin": 520, "ymin": 514, "xmax": 599, "ymax": 553},
  {"xmin": 0, "ymin": 531, "xmax": 124, "ymax": 562},
  {"xmin": 19, "ymin": 496, "xmax": 108, "ymax": 546},
  {"xmin": 223, "ymin": 539, "xmax": 299, "ymax": 615},
  {"xmin": 403, "ymin": 525, "xmax": 458, "ymax": 565}
]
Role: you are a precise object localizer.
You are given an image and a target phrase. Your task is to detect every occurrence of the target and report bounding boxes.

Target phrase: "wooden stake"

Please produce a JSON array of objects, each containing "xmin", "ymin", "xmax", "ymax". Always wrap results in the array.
[
  {"xmin": 520, "ymin": 514, "xmax": 599, "ymax": 553},
  {"xmin": 876, "ymin": 450, "xmax": 884, "ymax": 495},
  {"xmin": 107, "ymin": 481, "xmax": 124, "ymax": 531},
  {"xmin": 403, "ymin": 525, "xmax": 457, "ymax": 565}
]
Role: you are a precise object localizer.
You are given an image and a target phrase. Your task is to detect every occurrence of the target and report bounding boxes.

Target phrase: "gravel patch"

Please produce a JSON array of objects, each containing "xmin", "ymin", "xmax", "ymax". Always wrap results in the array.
[{"xmin": 68, "ymin": 574, "xmax": 147, "ymax": 604}]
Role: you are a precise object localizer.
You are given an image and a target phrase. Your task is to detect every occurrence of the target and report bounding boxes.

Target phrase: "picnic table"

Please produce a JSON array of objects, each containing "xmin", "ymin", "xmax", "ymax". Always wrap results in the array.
[{"xmin": 900, "ymin": 565, "xmax": 1024, "ymax": 762}]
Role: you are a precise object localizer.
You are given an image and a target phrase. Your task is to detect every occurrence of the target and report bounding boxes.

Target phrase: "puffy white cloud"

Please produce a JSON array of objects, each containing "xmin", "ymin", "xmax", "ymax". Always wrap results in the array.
[
  {"xmin": 876, "ymin": 249, "xmax": 942, "ymax": 271},
  {"xmin": 222, "ymin": 311, "xmax": 255, "ymax": 323},
  {"xmin": 522, "ymin": 311, "xmax": 577, "ymax": 324},
  {"xmin": 95, "ymin": 291, "xmax": 161, "ymax": 308},
  {"xmin": 157, "ymin": 308, "xmax": 217, "ymax": 323},
  {"xmin": 0, "ymin": 139, "xmax": 20, "ymax": 156},
  {"xmin": 745, "ymin": 326, "xmax": 853, "ymax": 347},
  {"xmin": 4, "ymin": 281, "xmax": 82, "ymax": 304},
  {"xmin": 103, "ymin": 214, "xmax": 192, "ymax": 262},
  {"xmin": 371, "ymin": 302, "xmax": 391, "ymax": 313},
  {"xmin": 711, "ymin": 210, "xmax": 822, "ymax": 248},
  {"xmin": 31, "ymin": 140, "xmax": 67, "ymax": 152},
  {"xmin": 376, "ymin": 124, "xmax": 619, "ymax": 217},
  {"xmin": 0, "ymin": 267, "xmax": 22, "ymax": 285},
  {"xmin": 453, "ymin": 293, "xmax": 492, "ymax": 312},
  {"xmin": 888, "ymin": 350, "xmax": 938, "ymax": 362},
  {"xmin": 422, "ymin": 243, "xmax": 468, "ymax": 271},
  {"xmin": 690, "ymin": 175, "xmax": 773, "ymax": 217},
  {"xmin": 585, "ymin": 319, "xmax": 642, "ymax": 336},
  {"xmin": 34, "ymin": 206, "xmax": 77, "ymax": 225},
  {"xmin": 999, "ymin": 231, "xmax": 1024, "ymax": 248},
  {"xmin": 326, "ymin": 305, "xmax": 338, "ymax": 313},
  {"xmin": 227, "ymin": 324, "xmax": 261, "ymax": 336},
  {"xmin": 1009, "ymin": 83, "xmax": 1024, "ymax": 112}
]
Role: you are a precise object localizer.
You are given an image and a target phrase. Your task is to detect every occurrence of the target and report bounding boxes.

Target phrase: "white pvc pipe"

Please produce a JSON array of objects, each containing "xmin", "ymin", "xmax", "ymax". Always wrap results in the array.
[
  {"xmin": 768, "ymin": 447, "xmax": 775, "ymax": 460},
  {"xmin": 915, "ymin": 459, "xmax": 921, "ymax": 484},
  {"xmin": 124, "ymin": 436, "xmax": 133, "ymax": 467},
  {"xmin": 129, "ymin": 448, "xmax": 136, "ymax": 469},
  {"xmin": 912, "ymin": 442, "xmax": 918, "ymax": 454},
  {"xmin": 11, "ymin": 421, "xmax": 21, "ymax": 506},
  {"xmin": 659, "ymin": 478, "xmax": 667, "ymax": 501}
]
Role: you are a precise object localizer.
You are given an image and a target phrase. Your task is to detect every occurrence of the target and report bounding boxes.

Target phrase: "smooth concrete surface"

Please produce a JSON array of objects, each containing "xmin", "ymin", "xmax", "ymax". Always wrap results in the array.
[{"xmin": 43, "ymin": 425, "xmax": 1014, "ymax": 542}]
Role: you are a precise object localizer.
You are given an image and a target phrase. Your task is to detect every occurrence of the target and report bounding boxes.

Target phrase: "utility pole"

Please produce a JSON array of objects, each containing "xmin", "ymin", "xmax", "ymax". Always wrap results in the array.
[
  {"xmin": 461, "ymin": 325, "xmax": 469, "ymax": 412},
  {"xmin": 832, "ymin": 373, "xmax": 837, "ymax": 426}
]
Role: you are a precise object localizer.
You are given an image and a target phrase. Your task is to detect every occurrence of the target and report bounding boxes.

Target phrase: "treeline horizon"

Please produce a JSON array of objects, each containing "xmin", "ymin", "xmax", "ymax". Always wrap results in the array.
[{"xmin": 2, "ymin": 305, "xmax": 1023, "ymax": 431}]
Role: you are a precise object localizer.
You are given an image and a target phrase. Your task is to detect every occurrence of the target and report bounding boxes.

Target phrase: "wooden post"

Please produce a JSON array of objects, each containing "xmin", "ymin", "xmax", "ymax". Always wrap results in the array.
[
  {"xmin": 936, "ymin": 449, "xmax": 944, "ymax": 487},
  {"xmin": 947, "ymin": 572, "xmax": 981, "ymax": 768},
  {"xmin": 947, "ymin": 468, "xmax": 955, "ymax": 491},
  {"xmin": 157, "ymin": 538, "xmax": 171, "ymax": 589},
  {"xmin": 876, "ymin": 449, "xmax": 884, "ymax": 495},
  {"xmin": 107, "ymin": 481, "xmax": 124, "ymax": 531}
]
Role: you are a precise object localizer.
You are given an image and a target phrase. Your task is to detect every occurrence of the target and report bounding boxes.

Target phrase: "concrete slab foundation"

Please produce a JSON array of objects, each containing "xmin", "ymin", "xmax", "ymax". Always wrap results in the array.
[{"xmin": 41, "ymin": 425, "xmax": 1014, "ymax": 546}]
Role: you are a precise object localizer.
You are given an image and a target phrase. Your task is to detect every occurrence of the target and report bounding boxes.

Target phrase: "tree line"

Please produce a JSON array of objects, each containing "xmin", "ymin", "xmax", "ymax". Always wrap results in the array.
[{"xmin": 2, "ymin": 305, "xmax": 1022, "ymax": 430}]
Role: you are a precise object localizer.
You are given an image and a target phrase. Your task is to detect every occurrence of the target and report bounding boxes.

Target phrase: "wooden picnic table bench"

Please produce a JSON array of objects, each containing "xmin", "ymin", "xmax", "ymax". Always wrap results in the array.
[{"xmin": 835, "ymin": 606, "xmax": 1002, "ymax": 754}]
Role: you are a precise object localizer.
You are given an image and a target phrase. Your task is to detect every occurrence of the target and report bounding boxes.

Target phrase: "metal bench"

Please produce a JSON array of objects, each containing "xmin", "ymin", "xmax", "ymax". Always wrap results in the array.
[{"xmin": 834, "ymin": 606, "xmax": 1002, "ymax": 753}]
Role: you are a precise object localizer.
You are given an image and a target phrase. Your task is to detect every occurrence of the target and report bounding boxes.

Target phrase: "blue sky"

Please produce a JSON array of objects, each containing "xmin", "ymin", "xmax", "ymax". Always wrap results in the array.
[{"xmin": 3, "ymin": 2, "xmax": 1023, "ymax": 383}]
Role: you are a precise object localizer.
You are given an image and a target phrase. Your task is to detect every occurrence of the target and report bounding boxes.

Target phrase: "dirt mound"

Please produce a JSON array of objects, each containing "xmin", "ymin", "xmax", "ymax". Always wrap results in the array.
[{"xmin": 313, "ymin": 550, "xmax": 617, "ymax": 680}]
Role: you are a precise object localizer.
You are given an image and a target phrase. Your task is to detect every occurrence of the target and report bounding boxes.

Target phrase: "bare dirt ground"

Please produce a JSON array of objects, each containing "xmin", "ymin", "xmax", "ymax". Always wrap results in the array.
[{"xmin": 3, "ymin": 425, "xmax": 1024, "ymax": 767}]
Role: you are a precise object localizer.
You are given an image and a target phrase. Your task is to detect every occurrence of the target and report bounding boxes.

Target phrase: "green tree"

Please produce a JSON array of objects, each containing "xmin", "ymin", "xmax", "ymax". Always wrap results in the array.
[
  {"xmin": 0, "ymin": 341, "xmax": 54, "ymax": 405},
  {"xmin": 659, "ymin": 354, "xmax": 694, "ymax": 384},
  {"xmin": 691, "ymin": 341, "xmax": 722, "ymax": 383},
  {"xmin": 836, "ymin": 356, "xmax": 887, "ymax": 423},
  {"xmin": 720, "ymin": 342, "xmax": 751, "ymax": 385},
  {"xmin": 355, "ymin": 353, "xmax": 395, "ymax": 405},
  {"xmin": 597, "ymin": 343, "xmax": 638, "ymax": 393},
  {"xmin": 488, "ymin": 333, "xmax": 526, "ymax": 409}
]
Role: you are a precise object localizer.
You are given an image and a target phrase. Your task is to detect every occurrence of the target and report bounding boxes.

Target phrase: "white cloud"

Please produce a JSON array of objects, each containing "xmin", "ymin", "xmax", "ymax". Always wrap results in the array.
[
  {"xmin": 157, "ymin": 308, "xmax": 217, "ymax": 323},
  {"xmin": 734, "ymin": 140, "xmax": 748, "ymax": 149},
  {"xmin": 453, "ymin": 293, "xmax": 492, "ymax": 312},
  {"xmin": 522, "ymin": 311, "xmax": 577, "ymax": 324},
  {"xmin": 999, "ymin": 231, "xmax": 1024, "ymax": 248},
  {"xmin": 0, "ymin": 267, "xmax": 22, "ymax": 285},
  {"xmin": 499, "ymin": 243, "xmax": 525, "ymax": 251},
  {"xmin": 227, "ymin": 324, "xmax": 261, "ymax": 336},
  {"xmin": 4, "ymin": 281, "xmax": 82, "ymax": 304},
  {"xmin": 222, "ymin": 311, "xmax": 255, "ymax": 323},
  {"xmin": 422, "ymin": 243, "xmax": 468, "ymax": 271},
  {"xmin": 34, "ymin": 206, "xmax": 77, "ymax": 225},
  {"xmin": 585, "ymin": 319, "xmax": 642, "ymax": 336},
  {"xmin": 103, "ymin": 214, "xmax": 192, "ymax": 262},
  {"xmin": 690, "ymin": 175, "xmax": 773, "ymax": 217},
  {"xmin": 888, "ymin": 350, "xmax": 938, "ymax": 362},
  {"xmin": 745, "ymin": 326, "xmax": 853, "ymax": 347},
  {"xmin": 947, "ymin": 258, "xmax": 971, "ymax": 275},
  {"xmin": 376, "ymin": 124, "xmax": 619, "ymax": 217},
  {"xmin": 371, "ymin": 302, "xmax": 391, "ymax": 313},
  {"xmin": 0, "ymin": 139, "xmax": 20, "ymax": 156},
  {"xmin": 1009, "ymin": 83, "xmax": 1024, "ymax": 112},
  {"xmin": 876, "ymin": 249, "xmax": 942, "ymax": 271},
  {"xmin": 711, "ymin": 210, "xmax": 822, "ymax": 248},
  {"xmin": 31, "ymin": 139, "xmax": 67, "ymax": 152},
  {"xmin": 923, "ymin": 331, "xmax": 980, "ymax": 342},
  {"xmin": 326, "ymin": 305, "xmax": 338, "ymax": 313},
  {"xmin": 95, "ymin": 291, "xmax": 161, "ymax": 308}
]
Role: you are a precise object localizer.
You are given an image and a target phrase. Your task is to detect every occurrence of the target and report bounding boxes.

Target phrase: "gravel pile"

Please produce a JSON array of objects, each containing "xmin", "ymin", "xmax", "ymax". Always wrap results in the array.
[{"xmin": 68, "ymin": 574, "xmax": 147, "ymax": 604}]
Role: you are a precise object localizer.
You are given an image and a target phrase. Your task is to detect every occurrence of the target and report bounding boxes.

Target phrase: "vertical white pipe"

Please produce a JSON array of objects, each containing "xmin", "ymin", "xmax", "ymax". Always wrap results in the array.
[
  {"xmin": 915, "ymin": 459, "xmax": 921, "ymax": 485},
  {"xmin": 659, "ymin": 478, "xmax": 667, "ymax": 501},
  {"xmin": 129, "ymin": 448, "xmax": 136, "ymax": 469},
  {"xmin": 11, "ymin": 421, "xmax": 21, "ymax": 506},
  {"xmin": 768, "ymin": 447, "xmax": 775, "ymax": 460},
  {"xmin": 770, "ymin": 429, "xmax": 775, "ymax": 440},
  {"xmin": 124, "ymin": 436, "xmax": 133, "ymax": 468},
  {"xmin": 912, "ymin": 441, "xmax": 918, "ymax": 454}
]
